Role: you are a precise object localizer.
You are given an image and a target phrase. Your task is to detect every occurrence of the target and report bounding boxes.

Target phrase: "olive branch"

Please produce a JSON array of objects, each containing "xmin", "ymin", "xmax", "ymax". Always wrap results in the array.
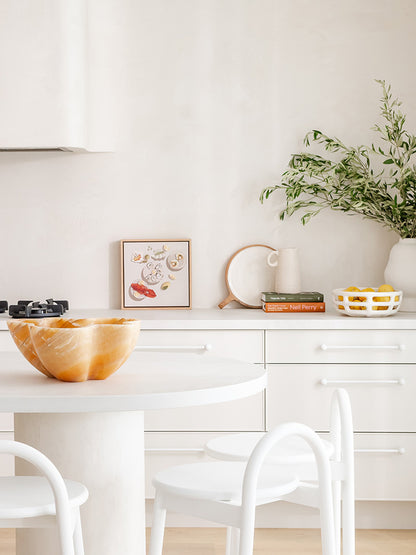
[{"xmin": 260, "ymin": 80, "xmax": 416, "ymax": 238}]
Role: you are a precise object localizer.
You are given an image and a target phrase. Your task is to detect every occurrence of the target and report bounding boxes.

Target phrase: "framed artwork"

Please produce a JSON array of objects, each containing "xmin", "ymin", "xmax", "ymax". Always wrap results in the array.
[{"xmin": 121, "ymin": 240, "xmax": 191, "ymax": 309}]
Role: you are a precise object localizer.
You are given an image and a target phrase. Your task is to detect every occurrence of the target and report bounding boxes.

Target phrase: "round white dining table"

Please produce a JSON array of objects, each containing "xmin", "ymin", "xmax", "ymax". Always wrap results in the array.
[{"xmin": 0, "ymin": 350, "xmax": 266, "ymax": 555}]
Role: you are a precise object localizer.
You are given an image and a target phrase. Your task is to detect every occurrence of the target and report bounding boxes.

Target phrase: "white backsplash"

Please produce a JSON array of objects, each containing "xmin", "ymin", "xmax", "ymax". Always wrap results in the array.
[{"xmin": 0, "ymin": 0, "xmax": 410, "ymax": 308}]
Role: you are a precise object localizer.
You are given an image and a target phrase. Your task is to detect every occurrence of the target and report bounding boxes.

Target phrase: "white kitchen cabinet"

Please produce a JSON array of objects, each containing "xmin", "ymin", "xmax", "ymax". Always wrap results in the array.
[
  {"xmin": 138, "ymin": 329, "xmax": 263, "ymax": 363},
  {"xmin": 1, "ymin": 308, "xmax": 415, "ymax": 528},
  {"xmin": 0, "ymin": 0, "xmax": 111, "ymax": 151},
  {"xmin": 140, "ymin": 329, "xmax": 264, "ymax": 431},
  {"xmin": 354, "ymin": 433, "xmax": 416, "ymax": 501},
  {"xmin": 144, "ymin": 392, "xmax": 264, "ymax": 432},
  {"xmin": 266, "ymin": 364, "xmax": 415, "ymax": 432},
  {"xmin": 265, "ymin": 326, "xmax": 416, "ymax": 506},
  {"xmin": 266, "ymin": 329, "xmax": 415, "ymax": 364},
  {"xmin": 144, "ymin": 432, "xmax": 223, "ymax": 498},
  {"xmin": 316, "ymin": 431, "xmax": 416, "ymax": 500}
]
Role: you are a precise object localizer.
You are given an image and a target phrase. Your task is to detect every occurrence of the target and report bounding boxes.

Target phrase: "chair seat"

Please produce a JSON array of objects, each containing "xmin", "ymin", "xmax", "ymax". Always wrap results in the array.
[
  {"xmin": 153, "ymin": 461, "xmax": 299, "ymax": 502},
  {"xmin": 0, "ymin": 476, "xmax": 89, "ymax": 519},
  {"xmin": 205, "ymin": 432, "xmax": 334, "ymax": 464}
]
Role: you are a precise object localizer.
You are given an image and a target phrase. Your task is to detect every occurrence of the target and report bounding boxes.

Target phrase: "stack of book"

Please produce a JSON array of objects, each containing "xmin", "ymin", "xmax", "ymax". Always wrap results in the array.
[{"xmin": 261, "ymin": 291, "xmax": 325, "ymax": 313}]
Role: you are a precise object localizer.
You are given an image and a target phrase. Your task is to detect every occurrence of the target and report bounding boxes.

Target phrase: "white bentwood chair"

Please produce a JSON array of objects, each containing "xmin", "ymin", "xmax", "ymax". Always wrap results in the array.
[
  {"xmin": 149, "ymin": 422, "xmax": 337, "ymax": 555},
  {"xmin": 204, "ymin": 388, "xmax": 355, "ymax": 555},
  {"xmin": 0, "ymin": 440, "xmax": 89, "ymax": 555}
]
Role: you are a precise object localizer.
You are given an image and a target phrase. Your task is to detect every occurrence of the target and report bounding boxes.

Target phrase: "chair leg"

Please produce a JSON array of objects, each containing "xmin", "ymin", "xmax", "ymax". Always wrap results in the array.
[
  {"xmin": 56, "ymin": 510, "xmax": 76, "ymax": 555},
  {"xmin": 238, "ymin": 524, "xmax": 254, "ymax": 555},
  {"xmin": 342, "ymin": 478, "xmax": 355, "ymax": 555},
  {"xmin": 238, "ymin": 504, "xmax": 255, "ymax": 555},
  {"xmin": 333, "ymin": 480, "xmax": 341, "ymax": 555},
  {"xmin": 320, "ymin": 480, "xmax": 337, "ymax": 555},
  {"xmin": 73, "ymin": 510, "xmax": 85, "ymax": 555},
  {"xmin": 149, "ymin": 493, "xmax": 167, "ymax": 555},
  {"xmin": 226, "ymin": 527, "xmax": 240, "ymax": 555}
]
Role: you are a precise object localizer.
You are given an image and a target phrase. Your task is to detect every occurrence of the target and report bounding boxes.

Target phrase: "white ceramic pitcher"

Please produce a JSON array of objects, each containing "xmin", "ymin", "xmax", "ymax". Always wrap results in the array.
[{"xmin": 266, "ymin": 247, "xmax": 301, "ymax": 293}]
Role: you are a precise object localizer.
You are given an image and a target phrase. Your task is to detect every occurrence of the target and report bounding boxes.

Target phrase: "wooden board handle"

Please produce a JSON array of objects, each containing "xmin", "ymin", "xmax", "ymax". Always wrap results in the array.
[{"xmin": 218, "ymin": 292, "xmax": 235, "ymax": 309}]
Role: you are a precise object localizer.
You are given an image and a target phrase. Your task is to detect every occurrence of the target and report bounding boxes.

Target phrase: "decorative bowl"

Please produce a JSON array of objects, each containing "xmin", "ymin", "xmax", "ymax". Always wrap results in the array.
[
  {"xmin": 332, "ymin": 288, "xmax": 402, "ymax": 317},
  {"xmin": 7, "ymin": 318, "xmax": 141, "ymax": 382}
]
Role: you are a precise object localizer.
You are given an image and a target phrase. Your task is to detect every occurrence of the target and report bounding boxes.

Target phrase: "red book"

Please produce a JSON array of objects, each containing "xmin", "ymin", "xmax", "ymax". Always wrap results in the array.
[{"xmin": 262, "ymin": 301, "xmax": 325, "ymax": 313}]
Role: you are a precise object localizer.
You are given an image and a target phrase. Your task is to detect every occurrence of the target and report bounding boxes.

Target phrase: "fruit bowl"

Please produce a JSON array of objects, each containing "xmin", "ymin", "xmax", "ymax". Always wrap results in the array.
[
  {"xmin": 332, "ymin": 287, "xmax": 402, "ymax": 317},
  {"xmin": 7, "ymin": 318, "xmax": 141, "ymax": 382}
]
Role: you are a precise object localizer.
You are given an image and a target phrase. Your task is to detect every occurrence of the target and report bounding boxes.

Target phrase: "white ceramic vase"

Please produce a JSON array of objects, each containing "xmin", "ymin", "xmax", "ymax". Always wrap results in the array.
[
  {"xmin": 384, "ymin": 238, "xmax": 416, "ymax": 312},
  {"xmin": 267, "ymin": 247, "xmax": 301, "ymax": 293}
]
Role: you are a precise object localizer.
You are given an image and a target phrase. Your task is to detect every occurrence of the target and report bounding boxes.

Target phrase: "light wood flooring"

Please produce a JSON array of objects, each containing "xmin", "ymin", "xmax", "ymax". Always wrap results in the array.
[{"xmin": 1, "ymin": 528, "xmax": 416, "ymax": 554}]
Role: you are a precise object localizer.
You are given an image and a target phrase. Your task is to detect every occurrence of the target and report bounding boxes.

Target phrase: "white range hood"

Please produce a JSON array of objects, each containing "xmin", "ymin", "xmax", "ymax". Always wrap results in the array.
[{"xmin": 0, "ymin": 0, "xmax": 109, "ymax": 152}]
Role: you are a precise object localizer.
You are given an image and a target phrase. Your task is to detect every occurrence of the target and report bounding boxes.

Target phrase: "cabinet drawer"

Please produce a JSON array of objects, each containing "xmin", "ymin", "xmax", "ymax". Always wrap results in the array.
[
  {"xmin": 144, "ymin": 432, "xmax": 225, "ymax": 498},
  {"xmin": 267, "ymin": 364, "xmax": 415, "ymax": 432},
  {"xmin": 0, "ymin": 431, "xmax": 14, "ymax": 476},
  {"xmin": 354, "ymin": 433, "xmax": 416, "ymax": 500},
  {"xmin": 266, "ymin": 330, "xmax": 416, "ymax": 364},
  {"xmin": 144, "ymin": 388, "xmax": 264, "ymax": 432},
  {"xmin": 138, "ymin": 330, "xmax": 263, "ymax": 363}
]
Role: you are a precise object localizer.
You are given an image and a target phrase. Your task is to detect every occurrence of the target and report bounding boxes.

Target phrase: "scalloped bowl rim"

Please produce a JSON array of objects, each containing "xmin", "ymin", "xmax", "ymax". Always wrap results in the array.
[{"xmin": 7, "ymin": 317, "xmax": 141, "ymax": 381}]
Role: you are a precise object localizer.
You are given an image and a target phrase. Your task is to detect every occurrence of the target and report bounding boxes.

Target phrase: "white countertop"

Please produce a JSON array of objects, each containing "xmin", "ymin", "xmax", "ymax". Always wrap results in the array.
[
  {"xmin": 1, "ymin": 307, "xmax": 416, "ymax": 330},
  {"xmin": 0, "ymin": 351, "xmax": 266, "ymax": 413}
]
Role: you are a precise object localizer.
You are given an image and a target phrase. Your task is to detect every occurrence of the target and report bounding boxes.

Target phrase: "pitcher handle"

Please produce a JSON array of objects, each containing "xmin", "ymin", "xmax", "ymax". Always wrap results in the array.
[{"xmin": 267, "ymin": 250, "xmax": 279, "ymax": 267}]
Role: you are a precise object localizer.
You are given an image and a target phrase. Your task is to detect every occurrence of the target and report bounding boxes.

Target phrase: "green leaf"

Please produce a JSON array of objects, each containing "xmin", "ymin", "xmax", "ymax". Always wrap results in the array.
[{"xmin": 260, "ymin": 80, "xmax": 416, "ymax": 238}]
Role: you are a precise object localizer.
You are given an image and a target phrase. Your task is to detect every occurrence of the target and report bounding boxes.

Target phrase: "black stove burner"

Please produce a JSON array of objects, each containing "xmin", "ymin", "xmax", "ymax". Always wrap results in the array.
[
  {"xmin": 0, "ymin": 301, "xmax": 8, "ymax": 314},
  {"xmin": 9, "ymin": 299, "xmax": 69, "ymax": 319}
]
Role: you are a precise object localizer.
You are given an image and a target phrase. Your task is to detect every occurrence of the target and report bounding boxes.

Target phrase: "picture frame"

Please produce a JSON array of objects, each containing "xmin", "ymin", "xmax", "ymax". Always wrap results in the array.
[{"xmin": 121, "ymin": 240, "xmax": 191, "ymax": 309}]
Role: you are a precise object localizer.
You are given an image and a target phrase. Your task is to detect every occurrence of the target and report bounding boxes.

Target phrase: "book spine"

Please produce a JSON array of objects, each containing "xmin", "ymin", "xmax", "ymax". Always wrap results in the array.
[
  {"xmin": 262, "ymin": 293, "xmax": 324, "ymax": 303},
  {"xmin": 262, "ymin": 302, "xmax": 326, "ymax": 313}
]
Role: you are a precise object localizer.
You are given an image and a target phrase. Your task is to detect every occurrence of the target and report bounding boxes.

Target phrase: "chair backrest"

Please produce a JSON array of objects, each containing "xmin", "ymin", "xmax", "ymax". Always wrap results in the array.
[
  {"xmin": 239, "ymin": 422, "xmax": 336, "ymax": 555},
  {"xmin": 240, "ymin": 388, "xmax": 353, "ymax": 502},
  {"xmin": 329, "ymin": 388, "xmax": 355, "ymax": 555},
  {"xmin": 330, "ymin": 388, "xmax": 354, "ymax": 470},
  {"xmin": 0, "ymin": 440, "xmax": 74, "ymax": 555}
]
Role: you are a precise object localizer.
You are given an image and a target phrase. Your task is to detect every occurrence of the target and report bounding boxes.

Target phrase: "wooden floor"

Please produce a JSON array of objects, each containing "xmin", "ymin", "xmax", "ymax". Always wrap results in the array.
[{"xmin": 1, "ymin": 528, "xmax": 416, "ymax": 554}]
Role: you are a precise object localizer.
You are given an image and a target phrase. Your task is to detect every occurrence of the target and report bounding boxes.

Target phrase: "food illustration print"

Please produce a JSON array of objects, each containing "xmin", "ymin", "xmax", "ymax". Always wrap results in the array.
[{"xmin": 125, "ymin": 242, "xmax": 189, "ymax": 305}]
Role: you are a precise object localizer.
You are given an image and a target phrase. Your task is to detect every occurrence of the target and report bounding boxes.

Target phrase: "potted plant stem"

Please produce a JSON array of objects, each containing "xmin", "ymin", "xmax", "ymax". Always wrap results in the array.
[{"xmin": 260, "ymin": 81, "xmax": 416, "ymax": 310}]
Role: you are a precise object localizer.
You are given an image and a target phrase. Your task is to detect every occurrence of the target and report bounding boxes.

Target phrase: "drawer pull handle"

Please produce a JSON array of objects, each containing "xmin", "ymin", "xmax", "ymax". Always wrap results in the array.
[
  {"xmin": 355, "ymin": 448, "xmax": 405, "ymax": 455},
  {"xmin": 320, "ymin": 343, "xmax": 406, "ymax": 351},
  {"xmin": 135, "ymin": 344, "xmax": 212, "ymax": 352},
  {"xmin": 145, "ymin": 448, "xmax": 205, "ymax": 454},
  {"xmin": 320, "ymin": 378, "xmax": 405, "ymax": 386}
]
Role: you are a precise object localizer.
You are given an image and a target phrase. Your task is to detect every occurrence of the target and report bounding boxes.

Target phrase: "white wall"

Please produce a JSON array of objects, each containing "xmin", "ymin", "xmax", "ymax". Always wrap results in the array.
[{"xmin": 1, "ymin": 0, "xmax": 414, "ymax": 308}]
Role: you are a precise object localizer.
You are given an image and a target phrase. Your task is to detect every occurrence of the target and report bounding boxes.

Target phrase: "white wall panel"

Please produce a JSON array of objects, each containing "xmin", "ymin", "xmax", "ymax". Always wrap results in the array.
[{"xmin": 0, "ymin": 0, "xmax": 413, "ymax": 307}]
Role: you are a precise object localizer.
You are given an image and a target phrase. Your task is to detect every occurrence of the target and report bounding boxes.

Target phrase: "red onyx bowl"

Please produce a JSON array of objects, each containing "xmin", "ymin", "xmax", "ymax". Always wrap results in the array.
[{"xmin": 7, "ymin": 318, "xmax": 141, "ymax": 382}]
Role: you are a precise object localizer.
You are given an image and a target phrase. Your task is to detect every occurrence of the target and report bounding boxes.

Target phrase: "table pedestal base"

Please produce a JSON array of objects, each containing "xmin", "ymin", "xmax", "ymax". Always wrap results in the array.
[{"xmin": 15, "ymin": 411, "xmax": 145, "ymax": 555}]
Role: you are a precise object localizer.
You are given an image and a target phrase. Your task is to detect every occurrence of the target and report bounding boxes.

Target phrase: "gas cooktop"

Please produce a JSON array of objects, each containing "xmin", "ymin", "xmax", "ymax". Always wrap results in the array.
[{"xmin": 0, "ymin": 299, "xmax": 69, "ymax": 319}]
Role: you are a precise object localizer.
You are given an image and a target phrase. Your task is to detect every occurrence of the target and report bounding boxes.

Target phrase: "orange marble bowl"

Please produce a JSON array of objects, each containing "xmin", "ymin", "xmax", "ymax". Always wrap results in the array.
[{"xmin": 7, "ymin": 317, "xmax": 141, "ymax": 382}]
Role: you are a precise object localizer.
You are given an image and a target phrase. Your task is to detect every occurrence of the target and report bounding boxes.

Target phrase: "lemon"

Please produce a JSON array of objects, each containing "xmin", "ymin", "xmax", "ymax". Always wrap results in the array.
[
  {"xmin": 378, "ymin": 284, "xmax": 395, "ymax": 292},
  {"xmin": 358, "ymin": 287, "xmax": 375, "ymax": 301},
  {"xmin": 344, "ymin": 286, "xmax": 360, "ymax": 302},
  {"xmin": 374, "ymin": 284, "xmax": 395, "ymax": 310}
]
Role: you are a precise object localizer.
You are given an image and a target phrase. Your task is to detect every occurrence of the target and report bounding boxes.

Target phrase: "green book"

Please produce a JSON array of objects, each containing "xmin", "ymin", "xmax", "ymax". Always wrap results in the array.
[{"xmin": 261, "ymin": 291, "xmax": 324, "ymax": 303}]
